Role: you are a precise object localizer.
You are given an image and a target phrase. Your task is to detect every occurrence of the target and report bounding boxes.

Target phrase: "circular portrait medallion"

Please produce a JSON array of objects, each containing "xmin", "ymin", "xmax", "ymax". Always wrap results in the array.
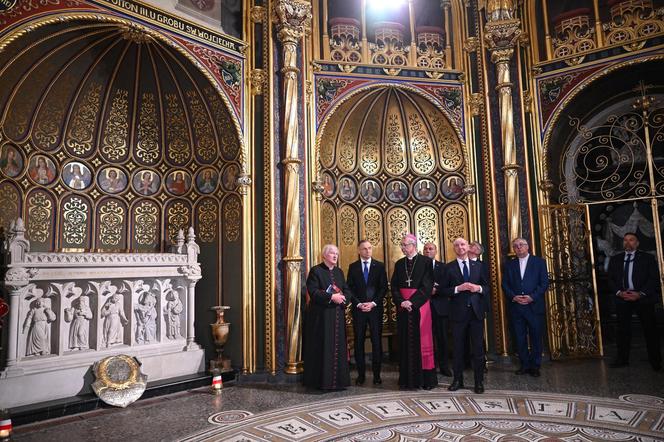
[
  {"xmin": 165, "ymin": 170, "xmax": 192, "ymax": 196},
  {"xmin": 441, "ymin": 175, "xmax": 464, "ymax": 200},
  {"xmin": 413, "ymin": 179, "xmax": 436, "ymax": 202},
  {"xmin": 0, "ymin": 144, "xmax": 23, "ymax": 178},
  {"xmin": 27, "ymin": 154, "xmax": 57, "ymax": 186},
  {"xmin": 338, "ymin": 176, "xmax": 357, "ymax": 201},
  {"xmin": 132, "ymin": 169, "xmax": 161, "ymax": 196},
  {"xmin": 386, "ymin": 180, "xmax": 408, "ymax": 203},
  {"xmin": 221, "ymin": 164, "xmax": 239, "ymax": 191},
  {"xmin": 62, "ymin": 161, "xmax": 93, "ymax": 190},
  {"xmin": 196, "ymin": 167, "xmax": 219, "ymax": 194},
  {"xmin": 321, "ymin": 171, "xmax": 335, "ymax": 198},
  {"xmin": 360, "ymin": 179, "xmax": 382, "ymax": 203},
  {"xmin": 98, "ymin": 167, "xmax": 128, "ymax": 194}
]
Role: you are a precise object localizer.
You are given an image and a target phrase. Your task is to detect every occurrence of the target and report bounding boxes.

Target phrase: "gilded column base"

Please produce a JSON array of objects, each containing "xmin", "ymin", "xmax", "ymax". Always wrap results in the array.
[{"xmin": 285, "ymin": 361, "xmax": 304, "ymax": 374}]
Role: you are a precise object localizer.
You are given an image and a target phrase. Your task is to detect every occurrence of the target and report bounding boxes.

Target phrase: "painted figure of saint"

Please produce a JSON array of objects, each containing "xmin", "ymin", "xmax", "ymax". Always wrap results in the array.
[
  {"xmin": 28, "ymin": 156, "xmax": 56, "ymax": 185},
  {"xmin": 0, "ymin": 145, "xmax": 22, "ymax": 177}
]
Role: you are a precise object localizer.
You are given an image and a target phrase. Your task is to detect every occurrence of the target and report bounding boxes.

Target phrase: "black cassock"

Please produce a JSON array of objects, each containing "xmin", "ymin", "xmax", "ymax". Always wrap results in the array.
[
  {"xmin": 303, "ymin": 263, "xmax": 351, "ymax": 390},
  {"xmin": 391, "ymin": 254, "xmax": 437, "ymax": 389}
]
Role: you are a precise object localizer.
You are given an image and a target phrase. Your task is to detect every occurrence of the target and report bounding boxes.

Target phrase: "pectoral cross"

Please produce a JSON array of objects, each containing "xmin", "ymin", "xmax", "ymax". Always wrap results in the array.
[{"xmin": 405, "ymin": 278, "xmax": 412, "ymax": 287}]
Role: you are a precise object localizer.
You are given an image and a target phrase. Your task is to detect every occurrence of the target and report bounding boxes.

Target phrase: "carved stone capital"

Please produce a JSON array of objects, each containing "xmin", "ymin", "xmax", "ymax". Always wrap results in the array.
[
  {"xmin": 4, "ymin": 267, "xmax": 38, "ymax": 287},
  {"xmin": 250, "ymin": 5, "xmax": 267, "ymax": 23},
  {"xmin": 250, "ymin": 69, "xmax": 267, "ymax": 95},
  {"xmin": 274, "ymin": 0, "xmax": 312, "ymax": 44},
  {"xmin": 484, "ymin": 18, "xmax": 522, "ymax": 59}
]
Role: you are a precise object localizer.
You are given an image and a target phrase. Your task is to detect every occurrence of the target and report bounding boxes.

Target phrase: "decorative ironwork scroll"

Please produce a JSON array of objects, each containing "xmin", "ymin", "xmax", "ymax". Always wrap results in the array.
[{"xmin": 539, "ymin": 204, "xmax": 602, "ymax": 359}]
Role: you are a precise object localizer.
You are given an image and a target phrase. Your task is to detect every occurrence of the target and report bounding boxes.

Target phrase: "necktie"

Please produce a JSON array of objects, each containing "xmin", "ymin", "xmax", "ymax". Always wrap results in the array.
[
  {"xmin": 462, "ymin": 260, "xmax": 470, "ymax": 282},
  {"xmin": 363, "ymin": 261, "xmax": 369, "ymax": 284},
  {"xmin": 623, "ymin": 253, "xmax": 632, "ymax": 289}
]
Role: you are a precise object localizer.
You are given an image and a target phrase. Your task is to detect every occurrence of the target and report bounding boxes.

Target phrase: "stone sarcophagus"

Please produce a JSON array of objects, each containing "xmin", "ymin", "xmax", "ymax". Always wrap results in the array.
[{"xmin": 0, "ymin": 219, "xmax": 205, "ymax": 408}]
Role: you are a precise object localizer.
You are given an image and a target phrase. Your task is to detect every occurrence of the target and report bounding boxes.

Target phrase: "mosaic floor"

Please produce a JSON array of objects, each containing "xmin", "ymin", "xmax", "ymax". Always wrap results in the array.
[{"xmin": 182, "ymin": 391, "xmax": 664, "ymax": 442}]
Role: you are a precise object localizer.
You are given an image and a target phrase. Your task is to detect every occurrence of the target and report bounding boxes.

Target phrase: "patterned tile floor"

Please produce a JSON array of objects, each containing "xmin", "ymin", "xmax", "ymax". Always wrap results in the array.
[
  {"xmin": 186, "ymin": 391, "xmax": 664, "ymax": 441},
  {"xmin": 12, "ymin": 356, "xmax": 664, "ymax": 441}
]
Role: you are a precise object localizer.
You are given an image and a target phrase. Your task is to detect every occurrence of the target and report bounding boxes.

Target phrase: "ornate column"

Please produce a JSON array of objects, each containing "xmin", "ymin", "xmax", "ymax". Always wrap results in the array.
[
  {"xmin": 183, "ymin": 227, "xmax": 202, "ymax": 351},
  {"xmin": 484, "ymin": 2, "xmax": 522, "ymax": 244},
  {"xmin": 275, "ymin": 0, "xmax": 311, "ymax": 375}
]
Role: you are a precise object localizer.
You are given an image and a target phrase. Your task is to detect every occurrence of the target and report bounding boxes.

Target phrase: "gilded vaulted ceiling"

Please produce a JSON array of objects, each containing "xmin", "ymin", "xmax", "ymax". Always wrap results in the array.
[
  {"xmin": 0, "ymin": 19, "xmax": 242, "ymax": 252},
  {"xmin": 319, "ymin": 86, "xmax": 464, "ymax": 177},
  {"xmin": 0, "ymin": 20, "xmax": 239, "ymax": 164}
]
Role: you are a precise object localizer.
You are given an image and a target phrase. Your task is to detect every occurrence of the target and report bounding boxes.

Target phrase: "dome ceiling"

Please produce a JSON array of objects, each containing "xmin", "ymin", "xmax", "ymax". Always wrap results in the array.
[
  {"xmin": 0, "ymin": 19, "xmax": 240, "ymax": 166},
  {"xmin": 319, "ymin": 86, "xmax": 463, "ymax": 177}
]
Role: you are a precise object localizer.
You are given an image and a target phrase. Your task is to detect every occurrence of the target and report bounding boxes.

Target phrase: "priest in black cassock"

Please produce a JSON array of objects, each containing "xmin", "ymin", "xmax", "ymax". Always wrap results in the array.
[
  {"xmin": 303, "ymin": 244, "xmax": 352, "ymax": 390},
  {"xmin": 391, "ymin": 233, "xmax": 437, "ymax": 389}
]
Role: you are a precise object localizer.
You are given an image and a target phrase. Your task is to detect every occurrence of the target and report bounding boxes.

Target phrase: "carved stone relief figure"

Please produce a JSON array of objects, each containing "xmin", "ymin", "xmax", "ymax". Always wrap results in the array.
[
  {"xmin": 65, "ymin": 294, "xmax": 93, "ymax": 350},
  {"xmin": 22, "ymin": 295, "xmax": 56, "ymax": 356},
  {"xmin": 101, "ymin": 292, "xmax": 128, "ymax": 347},
  {"xmin": 164, "ymin": 288, "xmax": 183, "ymax": 340},
  {"xmin": 134, "ymin": 289, "xmax": 157, "ymax": 344}
]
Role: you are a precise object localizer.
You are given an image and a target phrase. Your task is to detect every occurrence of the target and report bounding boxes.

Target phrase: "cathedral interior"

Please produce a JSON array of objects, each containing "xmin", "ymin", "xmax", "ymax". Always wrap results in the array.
[{"xmin": 0, "ymin": 0, "xmax": 663, "ymax": 440}]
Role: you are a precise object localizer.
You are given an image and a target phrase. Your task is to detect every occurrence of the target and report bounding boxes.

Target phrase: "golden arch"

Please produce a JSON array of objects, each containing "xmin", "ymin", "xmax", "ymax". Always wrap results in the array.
[{"xmin": 0, "ymin": 12, "xmax": 247, "ymax": 172}]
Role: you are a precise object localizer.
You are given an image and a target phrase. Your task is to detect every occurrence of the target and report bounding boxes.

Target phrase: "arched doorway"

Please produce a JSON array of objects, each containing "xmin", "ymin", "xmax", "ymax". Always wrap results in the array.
[
  {"xmin": 315, "ymin": 84, "xmax": 469, "ymax": 335},
  {"xmin": 542, "ymin": 59, "xmax": 664, "ymax": 356},
  {"xmin": 0, "ymin": 16, "xmax": 245, "ymax": 366}
]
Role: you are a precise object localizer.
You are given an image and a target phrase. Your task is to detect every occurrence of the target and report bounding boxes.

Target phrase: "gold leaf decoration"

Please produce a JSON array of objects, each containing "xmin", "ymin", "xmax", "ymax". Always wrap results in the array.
[
  {"xmin": 34, "ymin": 73, "xmax": 76, "ymax": 151},
  {"xmin": 408, "ymin": 113, "xmax": 435, "ymax": 175},
  {"xmin": 134, "ymin": 200, "xmax": 159, "ymax": 245},
  {"xmin": 384, "ymin": 113, "xmax": 407, "ymax": 175},
  {"xmin": 443, "ymin": 204, "xmax": 467, "ymax": 243},
  {"xmin": 415, "ymin": 206, "xmax": 438, "ymax": 245},
  {"xmin": 165, "ymin": 93, "xmax": 190, "ymax": 165},
  {"xmin": 99, "ymin": 199, "xmax": 125, "ymax": 246},
  {"xmin": 27, "ymin": 191, "xmax": 52, "ymax": 244},
  {"xmin": 66, "ymin": 83, "xmax": 103, "ymax": 156},
  {"xmin": 198, "ymin": 198, "xmax": 218, "ymax": 242},
  {"xmin": 167, "ymin": 201, "xmax": 190, "ymax": 242},
  {"xmin": 428, "ymin": 110, "xmax": 463, "ymax": 172},
  {"xmin": 101, "ymin": 89, "xmax": 129, "ymax": 161},
  {"xmin": 136, "ymin": 93, "xmax": 160, "ymax": 165},
  {"xmin": 204, "ymin": 87, "xmax": 238, "ymax": 160},
  {"xmin": 0, "ymin": 184, "xmax": 19, "ymax": 233},
  {"xmin": 63, "ymin": 197, "xmax": 89, "ymax": 245},
  {"xmin": 187, "ymin": 90, "xmax": 216, "ymax": 162},
  {"xmin": 223, "ymin": 196, "xmax": 241, "ymax": 242},
  {"xmin": 321, "ymin": 202, "xmax": 337, "ymax": 247}
]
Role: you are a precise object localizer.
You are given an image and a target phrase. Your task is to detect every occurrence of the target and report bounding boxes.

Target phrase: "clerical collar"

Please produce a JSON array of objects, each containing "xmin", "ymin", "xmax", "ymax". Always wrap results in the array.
[{"xmin": 406, "ymin": 254, "xmax": 417, "ymax": 260}]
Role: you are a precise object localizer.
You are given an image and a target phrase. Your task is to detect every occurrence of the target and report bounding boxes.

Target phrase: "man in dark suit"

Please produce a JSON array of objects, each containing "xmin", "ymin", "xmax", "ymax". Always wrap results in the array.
[
  {"xmin": 606, "ymin": 232, "xmax": 661, "ymax": 371},
  {"xmin": 423, "ymin": 242, "xmax": 452, "ymax": 377},
  {"xmin": 502, "ymin": 238, "xmax": 549, "ymax": 377},
  {"xmin": 441, "ymin": 237, "xmax": 490, "ymax": 393},
  {"xmin": 347, "ymin": 240, "xmax": 389, "ymax": 385}
]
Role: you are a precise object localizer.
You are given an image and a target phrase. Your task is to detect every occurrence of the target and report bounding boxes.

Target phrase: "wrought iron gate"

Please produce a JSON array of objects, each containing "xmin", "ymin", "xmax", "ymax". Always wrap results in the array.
[{"xmin": 539, "ymin": 204, "xmax": 603, "ymax": 359}]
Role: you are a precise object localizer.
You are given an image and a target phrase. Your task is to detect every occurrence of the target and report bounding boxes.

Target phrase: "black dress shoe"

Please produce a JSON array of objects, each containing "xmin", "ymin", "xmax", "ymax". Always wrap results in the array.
[
  {"xmin": 440, "ymin": 368, "xmax": 453, "ymax": 377},
  {"xmin": 529, "ymin": 368, "xmax": 540, "ymax": 377},
  {"xmin": 448, "ymin": 380, "xmax": 464, "ymax": 391},
  {"xmin": 474, "ymin": 382, "xmax": 484, "ymax": 394},
  {"xmin": 609, "ymin": 360, "xmax": 629, "ymax": 368},
  {"xmin": 515, "ymin": 368, "xmax": 529, "ymax": 375},
  {"xmin": 373, "ymin": 376, "xmax": 382, "ymax": 385},
  {"xmin": 356, "ymin": 375, "xmax": 365, "ymax": 385}
]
